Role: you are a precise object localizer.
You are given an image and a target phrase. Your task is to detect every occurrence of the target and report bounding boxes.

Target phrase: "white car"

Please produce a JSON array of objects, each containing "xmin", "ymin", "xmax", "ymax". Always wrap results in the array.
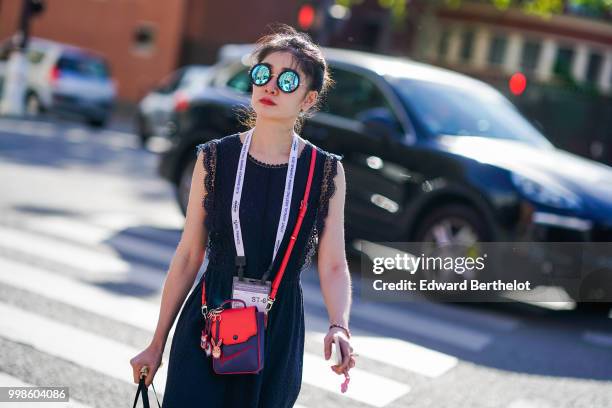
[
  {"xmin": 136, "ymin": 65, "xmax": 212, "ymax": 147},
  {"xmin": 136, "ymin": 44, "xmax": 256, "ymax": 149},
  {"xmin": 0, "ymin": 36, "xmax": 117, "ymax": 127}
]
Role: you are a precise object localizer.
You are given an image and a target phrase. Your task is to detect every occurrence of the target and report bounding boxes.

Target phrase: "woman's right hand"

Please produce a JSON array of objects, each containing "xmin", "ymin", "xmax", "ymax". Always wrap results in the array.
[{"xmin": 130, "ymin": 344, "xmax": 163, "ymax": 387}]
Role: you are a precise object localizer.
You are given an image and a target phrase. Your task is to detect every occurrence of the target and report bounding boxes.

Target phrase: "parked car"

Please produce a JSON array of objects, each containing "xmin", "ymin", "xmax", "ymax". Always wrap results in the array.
[
  {"xmin": 158, "ymin": 45, "xmax": 612, "ymax": 300},
  {"xmin": 136, "ymin": 65, "xmax": 212, "ymax": 148},
  {"xmin": 0, "ymin": 36, "xmax": 117, "ymax": 127},
  {"xmin": 137, "ymin": 44, "xmax": 258, "ymax": 150}
]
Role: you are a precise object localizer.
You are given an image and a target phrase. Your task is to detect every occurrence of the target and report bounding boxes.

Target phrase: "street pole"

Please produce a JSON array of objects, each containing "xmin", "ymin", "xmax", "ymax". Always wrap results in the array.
[{"xmin": 0, "ymin": 0, "xmax": 44, "ymax": 117}]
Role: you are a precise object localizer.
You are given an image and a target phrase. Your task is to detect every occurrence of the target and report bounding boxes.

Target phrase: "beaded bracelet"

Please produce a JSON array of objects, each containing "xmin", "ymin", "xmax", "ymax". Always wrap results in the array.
[{"xmin": 329, "ymin": 323, "xmax": 351, "ymax": 339}]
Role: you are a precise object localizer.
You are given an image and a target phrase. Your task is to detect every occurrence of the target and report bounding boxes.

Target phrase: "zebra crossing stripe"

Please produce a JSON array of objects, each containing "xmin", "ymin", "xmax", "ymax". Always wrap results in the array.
[
  {"xmin": 0, "ymin": 257, "xmax": 168, "ymax": 333},
  {"xmin": 305, "ymin": 326, "xmax": 457, "ymax": 379},
  {"xmin": 302, "ymin": 280, "xmax": 493, "ymax": 351},
  {"xmin": 0, "ymin": 225, "xmax": 166, "ymax": 289},
  {"xmin": 302, "ymin": 352, "xmax": 410, "ymax": 407},
  {"xmin": 305, "ymin": 313, "xmax": 457, "ymax": 378},
  {"xmin": 19, "ymin": 216, "xmax": 176, "ymax": 267},
  {"xmin": 0, "ymin": 225, "xmax": 132, "ymax": 277},
  {"xmin": 0, "ymin": 302, "xmax": 169, "ymax": 393}
]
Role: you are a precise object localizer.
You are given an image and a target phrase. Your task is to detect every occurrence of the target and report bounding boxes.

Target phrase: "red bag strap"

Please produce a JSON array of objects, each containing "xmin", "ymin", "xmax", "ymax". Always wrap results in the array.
[
  {"xmin": 201, "ymin": 146, "xmax": 317, "ymax": 316},
  {"xmin": 267, "ymin": 146, "xmax": 317, "ymax": 309}
]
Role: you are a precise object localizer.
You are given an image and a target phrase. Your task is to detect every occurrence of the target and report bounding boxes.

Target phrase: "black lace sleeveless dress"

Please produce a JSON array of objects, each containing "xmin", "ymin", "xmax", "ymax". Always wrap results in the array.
[{"xmin": 161, "ymin": 132, "xmax": 343, "ymax": 408}]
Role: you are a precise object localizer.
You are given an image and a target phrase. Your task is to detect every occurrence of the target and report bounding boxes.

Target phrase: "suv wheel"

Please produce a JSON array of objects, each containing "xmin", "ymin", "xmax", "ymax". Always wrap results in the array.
[{"xmin": 413, "ymin": 204, "xmax": 492, "ymax": 298}]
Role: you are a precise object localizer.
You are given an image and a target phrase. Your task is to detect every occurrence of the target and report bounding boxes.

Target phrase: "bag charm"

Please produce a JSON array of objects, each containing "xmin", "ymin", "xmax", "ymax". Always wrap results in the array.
[
  {"xmin": 210, "ymin": 312, "xmax": 223, "ymax": 359},
  {"xmin": 201, "ymin": 331, "xmax": 211, "ymax": 356},
  {"xmin": 211, "ymin": 338, "xmax": 222, "ymax": 359}
]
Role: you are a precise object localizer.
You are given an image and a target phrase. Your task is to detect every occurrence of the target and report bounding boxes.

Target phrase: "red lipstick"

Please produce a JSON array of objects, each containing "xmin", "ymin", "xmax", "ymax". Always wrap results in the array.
[{"xmin": 259, "ymin": 97, "xmax": 276, "ymax": 106}]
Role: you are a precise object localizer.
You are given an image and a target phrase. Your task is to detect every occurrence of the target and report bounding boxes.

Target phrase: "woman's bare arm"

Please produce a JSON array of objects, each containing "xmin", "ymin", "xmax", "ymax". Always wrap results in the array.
[
  {"xmin": 149, "ymin": 150, "xmax": 210, "ymax": 353},
  {"xmin": 317, "ymin": 160, "xmax": 355, "ymax": 375},
  {"xmin": 318, "ymin": 160, "xmax": 353, "ymax": 346}
]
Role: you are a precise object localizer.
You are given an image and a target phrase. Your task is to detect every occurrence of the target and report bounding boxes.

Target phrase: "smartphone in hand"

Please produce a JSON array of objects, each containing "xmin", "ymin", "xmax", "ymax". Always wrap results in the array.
[{"xmin": 332, "ymin": 335, "xmax": 343, "ymax": 366}]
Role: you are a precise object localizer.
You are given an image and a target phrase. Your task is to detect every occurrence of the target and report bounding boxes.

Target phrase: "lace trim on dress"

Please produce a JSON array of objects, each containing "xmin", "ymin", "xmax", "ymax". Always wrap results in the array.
[
  {"xmin": 298, "ymin": 221, "xmax": 318, "ymax": 273},
  {"xmin": 315, "ymin": 151, "xmax": 342, "ymax": 240},
  {"xmin": 248, "ymin": 154, "xmax": 299, "ymax": 168},
  {"xmin": 196, "ymin": 140, "xmax": 224, "ymax": 269},
  {"xmin": 298, "ymin": 149, "xmax": 343, "ymax": 273},
  {"xmin": 196, "ymin": 140, "xmax": 218, "ymax": 234}
]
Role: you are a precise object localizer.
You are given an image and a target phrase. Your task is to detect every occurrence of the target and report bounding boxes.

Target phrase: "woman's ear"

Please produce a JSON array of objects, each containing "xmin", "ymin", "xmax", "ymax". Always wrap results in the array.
[{"xmin": 302, "ymin": 90, "xmax": 318, "ymax": 112}]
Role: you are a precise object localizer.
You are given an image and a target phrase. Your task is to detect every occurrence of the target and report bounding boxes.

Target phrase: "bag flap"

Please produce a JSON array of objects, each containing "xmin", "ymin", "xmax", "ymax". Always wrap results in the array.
[{"xmin": 212, "ymin": 306, "xmax": 258, "ymax": 345}]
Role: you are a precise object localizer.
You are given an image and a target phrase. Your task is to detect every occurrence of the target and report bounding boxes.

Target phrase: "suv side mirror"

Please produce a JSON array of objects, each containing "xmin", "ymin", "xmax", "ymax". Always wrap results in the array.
[{"xmin": 358, "ymin": 107, "xmax": 403, "ymax": 141}]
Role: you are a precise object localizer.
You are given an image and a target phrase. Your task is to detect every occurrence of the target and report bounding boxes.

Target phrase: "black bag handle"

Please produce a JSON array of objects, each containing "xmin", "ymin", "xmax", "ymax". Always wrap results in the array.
[{"xmin": 132, "ymin": 368, "xmax": 161, "ymax": 408}]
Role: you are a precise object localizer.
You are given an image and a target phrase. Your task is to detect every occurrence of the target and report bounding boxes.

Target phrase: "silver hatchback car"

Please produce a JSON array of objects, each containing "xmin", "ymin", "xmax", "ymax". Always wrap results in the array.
[{"xmin": 0, "ymin": 37, "xmax": 117, "ymax": 127}]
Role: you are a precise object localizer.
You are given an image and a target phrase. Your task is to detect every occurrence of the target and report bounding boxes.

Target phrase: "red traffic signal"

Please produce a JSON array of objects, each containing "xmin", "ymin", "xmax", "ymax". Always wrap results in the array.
[
  {"xmin": 298, "ymin": 4, "xmax": 316, "ymax": 30},
  {"xmin": 509, "ymin": 72, "xmax": 527, "ymax": 96}
]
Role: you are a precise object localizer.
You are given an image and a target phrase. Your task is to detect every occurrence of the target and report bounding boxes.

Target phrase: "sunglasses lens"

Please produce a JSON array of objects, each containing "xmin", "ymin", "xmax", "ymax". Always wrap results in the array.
[
  {"xmin": 251, "ymin": 64, "xmax": 270, "ymax": 86},
  {"xmin": 278, "ymin": 71, "xmax": 299, "ymax": 93}
]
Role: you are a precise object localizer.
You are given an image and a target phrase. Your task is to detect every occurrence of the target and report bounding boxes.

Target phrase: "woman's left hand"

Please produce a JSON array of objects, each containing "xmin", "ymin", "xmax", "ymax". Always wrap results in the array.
[{"xmin": 324, "ymin": 327, "xmax": 356, "ymax": 375}]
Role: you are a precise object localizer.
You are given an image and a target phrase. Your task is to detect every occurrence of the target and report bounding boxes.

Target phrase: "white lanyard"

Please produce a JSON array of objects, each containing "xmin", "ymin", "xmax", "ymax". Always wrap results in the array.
[{"xmin": 231, "ymin": 127, "xmax": 300, "ymax": 276}]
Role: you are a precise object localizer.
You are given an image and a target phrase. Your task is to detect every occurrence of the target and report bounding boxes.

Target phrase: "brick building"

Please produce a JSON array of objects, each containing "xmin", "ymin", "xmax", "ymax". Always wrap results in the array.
[{"xmin": 0, "ymin": 0, "xmax": 297, "ymax": 102}]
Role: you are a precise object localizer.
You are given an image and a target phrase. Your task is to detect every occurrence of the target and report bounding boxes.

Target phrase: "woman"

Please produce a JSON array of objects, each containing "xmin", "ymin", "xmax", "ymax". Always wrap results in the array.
[{"xmin": 130, "ymin": 24, "xmax": 355, "ymax": 407}]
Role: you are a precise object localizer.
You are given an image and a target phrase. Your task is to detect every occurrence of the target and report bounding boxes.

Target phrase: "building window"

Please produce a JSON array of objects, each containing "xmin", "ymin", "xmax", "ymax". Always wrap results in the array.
[
  {"xmin": 460, "ymin": 29, "xmax": 474, "ymax": 62},
  {"xmin": 438, "ymin": 29, "xmax": 450, "ymax": 61},
  {"xmin": 133, "ymin": 23, "xmax": 156, "ymax": 55},
  {"xmin": 521, "ymin": 40, "xmax": 541, "ymax": 73},
  {"xmin": 488, "ymin": 34, "xmax": 507, "ymax": 66},
  {"xmin": 553, "ymin": 45, "xmax": 574, "ymax": 80},
  {"xmin": 585, "ymin": 51, "xmax": 602, "ymax": 84}
]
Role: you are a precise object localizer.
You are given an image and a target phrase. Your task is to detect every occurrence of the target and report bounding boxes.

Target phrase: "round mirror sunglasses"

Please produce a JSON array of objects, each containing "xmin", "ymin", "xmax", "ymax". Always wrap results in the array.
[{"xmin": 249, "ymin": 63, "xmax": 300, "ymax": 94}]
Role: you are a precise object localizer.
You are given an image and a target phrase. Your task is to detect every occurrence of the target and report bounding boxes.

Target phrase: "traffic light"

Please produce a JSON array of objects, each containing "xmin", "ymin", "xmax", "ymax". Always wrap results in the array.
[
  {"xmin": 509, "ymin": 72, "xmax": 527, "ymax": 96},
  {"xmin": 15, "ymin": 0, "xmax": 45, "ymax": 49},
  {"xmin": 298, "ymin": 4, "xmax": 316, "ymax": 31},
  {"xmin": 297, "ymin": 1, "xmax": 351, "ymax": 45},
  {"xmin": 28, "ymin": 0, "xmax": 45, "ymax": 16}
]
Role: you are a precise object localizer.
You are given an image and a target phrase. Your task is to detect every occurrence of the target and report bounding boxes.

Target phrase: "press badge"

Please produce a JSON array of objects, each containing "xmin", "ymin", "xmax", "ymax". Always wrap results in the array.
[{"xmin": 232, "ymin": 276, "xmax": 271, "ymax": 313}]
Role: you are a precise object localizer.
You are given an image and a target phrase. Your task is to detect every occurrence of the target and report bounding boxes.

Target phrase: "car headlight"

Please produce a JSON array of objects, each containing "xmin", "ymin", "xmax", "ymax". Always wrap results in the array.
[{"xmin": 511, "ymin": 173, "xmax": 582, "ymax": 210}]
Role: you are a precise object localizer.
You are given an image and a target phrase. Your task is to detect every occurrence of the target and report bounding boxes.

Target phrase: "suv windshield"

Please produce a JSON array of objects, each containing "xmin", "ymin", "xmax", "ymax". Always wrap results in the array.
[
  {"xmin": 58, "ymin": 54, "xmax": 110, "ymax": 79},
  {"xmin": 391, "ymin": 77, "xmax": 552, "ymax": 147}
]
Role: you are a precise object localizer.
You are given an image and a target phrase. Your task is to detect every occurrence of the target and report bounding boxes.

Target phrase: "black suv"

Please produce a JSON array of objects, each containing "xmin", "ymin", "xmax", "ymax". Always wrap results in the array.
[{"xmin": 159, "ymin": 45, "xmax": 612, "ymax": 254}]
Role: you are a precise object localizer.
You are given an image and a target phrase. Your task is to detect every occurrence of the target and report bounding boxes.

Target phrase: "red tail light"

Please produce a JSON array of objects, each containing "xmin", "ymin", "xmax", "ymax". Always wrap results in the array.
[
  {"xmin": 174, "ymin": 91, "xmax": 189, "ymax": 112},
  {"xmin": 49, "ymin": 66, "xmax": 60, "ymax": 84}
]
